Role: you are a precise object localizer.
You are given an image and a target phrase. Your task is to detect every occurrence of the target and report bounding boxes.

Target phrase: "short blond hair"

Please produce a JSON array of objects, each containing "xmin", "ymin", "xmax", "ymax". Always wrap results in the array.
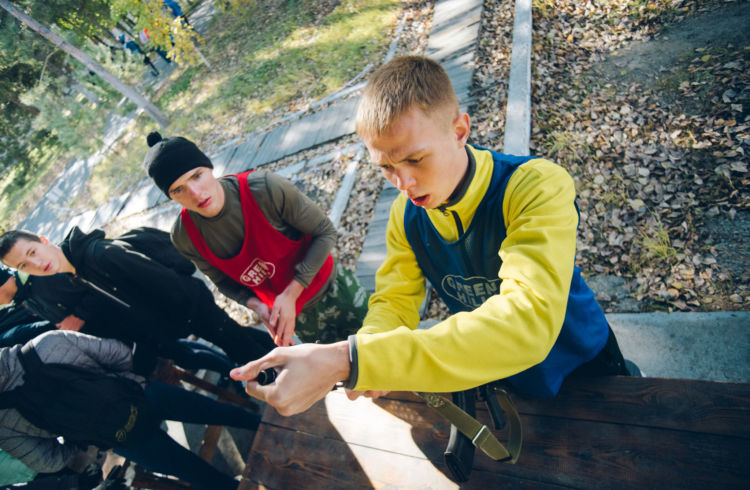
[{"xmin": 356, "ymin": 56, "xmax": 458, "ymax": 138}]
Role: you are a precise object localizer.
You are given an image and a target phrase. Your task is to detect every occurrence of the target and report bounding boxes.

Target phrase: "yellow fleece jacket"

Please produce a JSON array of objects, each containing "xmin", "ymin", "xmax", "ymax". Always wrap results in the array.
[{"xmin": 353, "ymin": 146, "xmax": 579, "ymax": 392}]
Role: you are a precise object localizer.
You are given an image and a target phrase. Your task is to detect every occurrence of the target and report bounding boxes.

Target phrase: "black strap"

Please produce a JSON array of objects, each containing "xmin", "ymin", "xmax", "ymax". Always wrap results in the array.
[
  {"xmin": 0, "ymin": 344, "xmax": 43, "ymax": 410},
  {"xmin": 18, "ymin": 342, "xmax": 43, "ymax": 372}
]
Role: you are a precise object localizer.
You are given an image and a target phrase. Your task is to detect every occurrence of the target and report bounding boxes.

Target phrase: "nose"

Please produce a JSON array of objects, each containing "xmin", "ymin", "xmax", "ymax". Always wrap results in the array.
[
  {"xmin": 186, "ymin": 182, "xmax": 202, "ymax": 200},
  {"xmin": 29, "ymin": 255, "xmax": 45, "ymax": 271},
  {"xmin": 393, "ymin": 169, "xmax": 416, "ymax": 192}
]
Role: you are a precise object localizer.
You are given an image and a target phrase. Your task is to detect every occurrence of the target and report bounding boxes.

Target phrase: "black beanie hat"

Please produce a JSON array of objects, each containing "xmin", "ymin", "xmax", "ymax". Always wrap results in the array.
[{"xmin": 143, "ymin": 131, "xmax": 213, "ymax": 196}]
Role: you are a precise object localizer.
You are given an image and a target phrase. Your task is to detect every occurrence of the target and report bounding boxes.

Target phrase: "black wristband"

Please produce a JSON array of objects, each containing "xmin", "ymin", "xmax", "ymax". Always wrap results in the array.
[{"xmin": 344, "ymin": 335, "xmax": 358, "ymax": 390}]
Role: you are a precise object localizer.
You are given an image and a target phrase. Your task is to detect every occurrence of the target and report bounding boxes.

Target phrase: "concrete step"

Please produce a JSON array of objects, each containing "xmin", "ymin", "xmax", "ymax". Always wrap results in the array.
[
  {"xmin": 418, "ymin": 311, "xmax": 750, "ymax": 384},
  {"xmin": 609, "ymin": 311, "xmax": 750, "ymax": 383}
]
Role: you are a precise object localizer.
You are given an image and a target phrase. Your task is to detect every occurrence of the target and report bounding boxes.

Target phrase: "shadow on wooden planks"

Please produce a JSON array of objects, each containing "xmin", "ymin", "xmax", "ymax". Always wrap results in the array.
[{"xmin": 239, "ymin": 376, "xmax": 750, "ymax": 489}]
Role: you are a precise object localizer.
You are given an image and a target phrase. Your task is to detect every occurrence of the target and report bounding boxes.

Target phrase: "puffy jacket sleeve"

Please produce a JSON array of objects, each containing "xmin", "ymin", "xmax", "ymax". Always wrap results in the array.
[
  {"xmin": 0, "ymin": 408, "xmax": 77, "ymax": 473},
  {"xmin": 31, "ymin": 330, "xmax": 134, "ymax": 373},
  {"xmin": 353, "ymin": 159, "xmax": 578, "ymax": 392}
]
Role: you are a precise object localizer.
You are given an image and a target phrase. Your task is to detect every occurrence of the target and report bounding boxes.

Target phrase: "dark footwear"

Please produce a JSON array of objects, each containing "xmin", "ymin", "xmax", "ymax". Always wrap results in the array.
[{"xmin": 625, "ymin": 359, "xmax": 645, "ymax": 377}]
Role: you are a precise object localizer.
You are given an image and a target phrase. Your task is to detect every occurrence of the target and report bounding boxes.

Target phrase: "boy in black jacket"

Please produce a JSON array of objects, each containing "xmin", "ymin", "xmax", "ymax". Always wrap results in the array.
[{"xmin": 0, "ymin": 227, "xmax": 275, "ymax": 370}]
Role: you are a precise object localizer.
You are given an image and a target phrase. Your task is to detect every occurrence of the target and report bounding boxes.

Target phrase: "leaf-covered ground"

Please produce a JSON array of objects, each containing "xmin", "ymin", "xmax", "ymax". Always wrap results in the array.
[
  {"xmin": 115, "ymin": 0, "xmax": 749, "ymax": 325},
  {"xmin": 471, "ymin": 0, "xmax": 749, "ymax": 313}
]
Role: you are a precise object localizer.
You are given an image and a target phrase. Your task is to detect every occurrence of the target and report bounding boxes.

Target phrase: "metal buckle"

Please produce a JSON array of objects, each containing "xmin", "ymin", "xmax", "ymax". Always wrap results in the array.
[{"xmin": 471, "ymin": 425, "xmax": 491, "ymax": 447}]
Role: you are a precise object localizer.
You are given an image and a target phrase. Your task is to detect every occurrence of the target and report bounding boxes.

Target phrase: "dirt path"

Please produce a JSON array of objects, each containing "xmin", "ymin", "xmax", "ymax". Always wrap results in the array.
[
  {"xmin": 581, "ymin": 1, "xmax": 750, "ymax": 312},
  {"xmin": 595, "ymin": 2, "xmax": 750, "ymax": 88}
]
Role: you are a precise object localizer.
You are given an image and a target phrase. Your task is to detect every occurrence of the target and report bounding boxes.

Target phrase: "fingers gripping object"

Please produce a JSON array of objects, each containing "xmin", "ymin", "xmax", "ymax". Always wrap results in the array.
[
  {"xmin": 257, "ymin": 368, "xmax": 277, "ymax": 385},
  {"xmin": 255, "ymin": 367, "xmax": 344, "ymax": 392}
]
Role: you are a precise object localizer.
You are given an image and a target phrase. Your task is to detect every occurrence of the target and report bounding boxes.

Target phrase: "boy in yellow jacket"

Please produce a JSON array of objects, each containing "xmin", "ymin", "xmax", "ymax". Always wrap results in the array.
[{"xmin": 232, "ymin": 55, "xmax": 634, "ymax": 415}]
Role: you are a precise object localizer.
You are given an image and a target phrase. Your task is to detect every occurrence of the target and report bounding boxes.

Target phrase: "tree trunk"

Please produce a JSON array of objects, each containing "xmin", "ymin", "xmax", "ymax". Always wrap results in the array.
[
  {"xmin": 0, "ymin": 0, "xmax": 169, "ymax": 128},
  {"xmin": 10, "ymin": 97, "xmax": 41, "ymax": 116}
]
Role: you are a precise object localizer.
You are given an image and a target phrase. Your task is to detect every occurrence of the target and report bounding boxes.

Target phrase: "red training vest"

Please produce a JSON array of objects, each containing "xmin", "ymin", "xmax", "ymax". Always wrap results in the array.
[{"xmin": 180, "ymin": 171, "xmax": 334, "ymax": 315}]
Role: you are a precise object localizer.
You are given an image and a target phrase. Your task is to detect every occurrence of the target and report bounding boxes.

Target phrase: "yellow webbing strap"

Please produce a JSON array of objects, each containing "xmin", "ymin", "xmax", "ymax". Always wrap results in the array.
[{"xmin": 415, "ymin": 386, "xmax": 522, "ymax": 463}]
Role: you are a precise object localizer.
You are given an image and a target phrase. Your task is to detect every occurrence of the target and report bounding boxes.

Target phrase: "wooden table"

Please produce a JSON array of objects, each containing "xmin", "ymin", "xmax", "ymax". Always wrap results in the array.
[{"xmin": 240, "ymin": 377, "xmax": 750, "ymax": 489}]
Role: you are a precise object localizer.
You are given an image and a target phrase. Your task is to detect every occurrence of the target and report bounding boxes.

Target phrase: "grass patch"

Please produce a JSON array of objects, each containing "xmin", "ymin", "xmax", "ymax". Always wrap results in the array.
[
  {"xmin": 0, "ymin": 144, "xmax": 65, "ymax": 231},
  {"xmin": 638, "ymin": 217, "xmax": 678, "ymax": 264},
  {"xmin": 87, "ymin": 115, "xmax": 153, "ymax": 208},
  {"xmin": 160, "ymin": 66, "xmax": 199, "ymax": 107},
  {"xmin": 543, "ymin": 130, "xmax": 592, "ymax": 174},
  {"xmin": 3, "ymin": 0, "xmax": 401, "ymax": 222},
  {"xmin": 159, "ymin": 0, "xmax": 399, "ymax": 145}
]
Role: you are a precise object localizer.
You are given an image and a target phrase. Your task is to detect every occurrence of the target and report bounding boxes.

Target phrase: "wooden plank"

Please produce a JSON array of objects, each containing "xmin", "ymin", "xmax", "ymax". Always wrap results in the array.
[
  {"xmin": 248, "ymin": 392, "xmax": 750, "ymax": 489},
  {"xmin": 210, "ymin": 145, "xmax": 238, "ymax": 176},
  {"xmin": 197, "ymin": 425, "xmax": 222, "ymax": 462},
  {"xmin": 329, "ymin": 154, "xmax": 361, "ymax": 228},
  {"xmin": 227, "ymin": 133, "xmax": 266, "ymax": 174},
  {"xmin": 250, "ymin": 125, "xmax": 290, "ymax": 168},
  {"xmin": 241, "ymin": 423, "xmax": 460, "ymax": 489},
  {"xmin": 244, "ymin": 379, "xmax": 750, "ymax": 489},
  {"xmin": 261, "ymin": 390, "xmax": 450, "ymax": 460},
  {"xmin": 309, "ymin": 97, "xmax": 358, "ymax": 148},
  {"xmin": 377, "ymin": 377, "xmax": 750, "ymax": 439},
  {"xmin": 471, "ymin": 413, "xmax": 749, "ymax": 489},
  {"xmin": 511, "ymin": 376, "xmax": 750, "ymax": 438}
]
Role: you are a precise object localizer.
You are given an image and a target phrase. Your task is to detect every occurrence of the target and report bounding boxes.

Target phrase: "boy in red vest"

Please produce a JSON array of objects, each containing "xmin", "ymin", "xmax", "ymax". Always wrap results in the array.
[{"xmin": 143, "ymin": 132, "xmax": 368, "ymax": 347}]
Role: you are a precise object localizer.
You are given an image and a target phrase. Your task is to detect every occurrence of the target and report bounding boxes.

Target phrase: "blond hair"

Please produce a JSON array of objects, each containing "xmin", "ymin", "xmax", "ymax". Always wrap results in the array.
[{"xmin": 356, "ymin": 56, "xmax": 458, "ymax": 137}]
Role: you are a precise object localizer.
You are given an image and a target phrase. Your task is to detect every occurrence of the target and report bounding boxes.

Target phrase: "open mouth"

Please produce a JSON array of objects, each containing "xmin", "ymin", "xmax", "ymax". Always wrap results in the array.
[{"xmin": 410, "ymin": 195, "xmax": 429, "ymax": 206}]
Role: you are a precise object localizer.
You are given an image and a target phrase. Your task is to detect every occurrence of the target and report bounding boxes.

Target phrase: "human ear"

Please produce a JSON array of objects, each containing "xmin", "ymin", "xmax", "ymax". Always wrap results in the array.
[{"xmin": 452, "ymin": 113, "xmax": 471, "ymax": 147}]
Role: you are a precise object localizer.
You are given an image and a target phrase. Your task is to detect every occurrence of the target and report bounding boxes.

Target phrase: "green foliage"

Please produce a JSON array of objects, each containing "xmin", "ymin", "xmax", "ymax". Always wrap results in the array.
[
  {"xmin": 111, "ymin": 0, "xmax": 204, "ymax": 65},
  {"xmin": 639, "ymin": 217, "xmax": 678, "ymax": 264},
  {"xmin": 160, "ymin": 65, "xmax": 197, "ymax": 105},
  {"xmin": 0, "ymin": 0, "xmax": 401, "ymax": 224},
  {"xmin": 166, "ymin": 0, "xmax": 399, "ymax": 138},
  {"xmin": 19, "ymin": 0, "xmax": 113, "ymax": 41},
  {"xmin": 0, "ymin": 127, "xmax": 61, "ymax": 226}
]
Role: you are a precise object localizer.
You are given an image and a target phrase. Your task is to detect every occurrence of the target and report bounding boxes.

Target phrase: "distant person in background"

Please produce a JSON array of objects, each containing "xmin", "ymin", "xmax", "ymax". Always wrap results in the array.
[
  {"xmin": 119, "ymin": 34, "xmax": 144, "ymax": 56},
  {"xmin": 142, "ymin": 131, "xmax": 368, "ymax": 347},
  {"xmin": 139, "ymin": 28, "xmax": 171, "ymax": 64},
  {"xmin": 119, "ymin": 34, "xmax": 159, "ymax": 76},
  {"xmin": 164, "ymin": 0, "xmax": 190, "ymax": 26}
]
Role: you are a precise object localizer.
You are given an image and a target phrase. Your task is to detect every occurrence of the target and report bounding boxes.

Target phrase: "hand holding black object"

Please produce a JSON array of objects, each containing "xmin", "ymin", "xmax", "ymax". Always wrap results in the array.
[{"xmin": 257, "ymin": 368, "xmax": 277, "ymax": 385}]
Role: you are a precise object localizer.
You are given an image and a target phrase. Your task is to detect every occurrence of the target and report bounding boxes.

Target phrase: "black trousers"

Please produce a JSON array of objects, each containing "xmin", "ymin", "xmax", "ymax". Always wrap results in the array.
[{"xmin": 188, "ymin": 285, "xmax": 276, "ymax": 366}]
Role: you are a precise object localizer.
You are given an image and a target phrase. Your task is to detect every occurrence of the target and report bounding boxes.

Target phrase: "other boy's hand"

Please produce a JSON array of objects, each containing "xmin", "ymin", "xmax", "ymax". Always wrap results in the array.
[
  {"xmin": 57, "ymin": 314, "xmax": 85, "ymax": 331},
  {"xmin": 269, "ymin": 279, "xmax": 305, "ymax": 346}
]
